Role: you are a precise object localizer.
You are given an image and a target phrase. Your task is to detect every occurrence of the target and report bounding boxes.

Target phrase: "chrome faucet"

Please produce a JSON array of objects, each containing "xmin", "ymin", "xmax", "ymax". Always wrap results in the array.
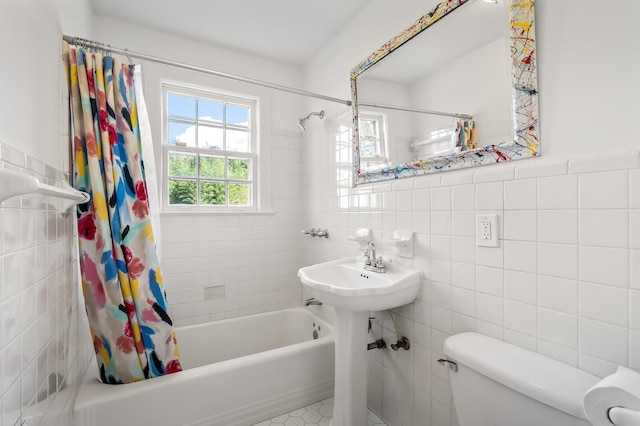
[
  {"xmin": 363, "ymin": 241, "xmax": 385, "ymax": 273},
  {"xmin": 364, "ymin": 241, "xmax": 376, "ymax": 266}
]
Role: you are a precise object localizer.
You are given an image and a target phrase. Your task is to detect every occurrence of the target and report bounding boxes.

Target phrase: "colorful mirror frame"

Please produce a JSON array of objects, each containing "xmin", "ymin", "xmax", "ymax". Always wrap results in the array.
[{"xmin": 350, "ymin": 0, "xmax": 538, "ymax": 185}]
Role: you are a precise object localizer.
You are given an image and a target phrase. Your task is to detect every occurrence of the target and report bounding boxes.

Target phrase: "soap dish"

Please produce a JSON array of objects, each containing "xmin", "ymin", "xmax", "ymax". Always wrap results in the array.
[
  {"xmin": 384, "ymin": 230, "xmax": 414, "ymax": 257},
  {"xmin": 347, "ymin": 228, "xmax": 372, "ymax": 244}
]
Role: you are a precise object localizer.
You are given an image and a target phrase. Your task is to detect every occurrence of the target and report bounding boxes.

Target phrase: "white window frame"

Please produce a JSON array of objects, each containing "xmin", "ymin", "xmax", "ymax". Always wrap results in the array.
[
  {"xmin": 161, "ymin": 82, "xmax": 259, "ymax": 212},
  {"xmin": 358, "ymin": 111, "xmax": 389, "ymax": 168}
]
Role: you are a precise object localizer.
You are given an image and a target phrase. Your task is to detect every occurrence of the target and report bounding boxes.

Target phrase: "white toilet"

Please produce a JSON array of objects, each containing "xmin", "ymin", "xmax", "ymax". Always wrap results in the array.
[{"xmin": 442, "ymin": 332, "xmax": 600, "ymax": 426}]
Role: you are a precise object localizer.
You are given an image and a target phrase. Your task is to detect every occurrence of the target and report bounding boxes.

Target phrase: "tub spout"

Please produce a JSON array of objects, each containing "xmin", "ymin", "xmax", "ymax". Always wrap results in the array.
[
  {"xmin": 367, "ymin": 338, "xmax": 386, "ymax": 350},
  {"xmin": 305, "ymin": 298, "xmax": 323, "ymax": 306}
]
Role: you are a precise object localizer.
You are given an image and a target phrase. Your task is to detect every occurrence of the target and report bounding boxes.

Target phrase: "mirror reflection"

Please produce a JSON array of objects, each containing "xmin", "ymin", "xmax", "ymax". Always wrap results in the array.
[{"xmin": 351, "ymin": 0, "xmax": 539, "ymax": 184}]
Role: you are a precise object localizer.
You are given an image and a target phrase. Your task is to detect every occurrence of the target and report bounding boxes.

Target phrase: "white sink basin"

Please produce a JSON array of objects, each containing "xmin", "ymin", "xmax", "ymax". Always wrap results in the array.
[{"xmin": 298, "ymin": 256, "xmax": 421, "ymax": 312}]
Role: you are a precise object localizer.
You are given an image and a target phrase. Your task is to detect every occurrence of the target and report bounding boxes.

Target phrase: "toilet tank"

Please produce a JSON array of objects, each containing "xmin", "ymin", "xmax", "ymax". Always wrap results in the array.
[{"xmin": 443, "ymin": 333, "xmax": 599, "ymax": 426}]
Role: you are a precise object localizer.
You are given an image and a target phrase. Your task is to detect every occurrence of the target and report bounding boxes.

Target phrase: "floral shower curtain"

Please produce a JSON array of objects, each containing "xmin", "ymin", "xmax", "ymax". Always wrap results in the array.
[{"xmin": 63, "ymin": 42, "xmax": 182, "ymax": 384}]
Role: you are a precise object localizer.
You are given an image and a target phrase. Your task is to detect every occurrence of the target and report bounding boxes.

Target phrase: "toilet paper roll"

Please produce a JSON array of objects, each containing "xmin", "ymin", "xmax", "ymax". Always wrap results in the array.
[{"xmin": 583, "ymin": 366, "xmax": 640, "ymax": 426}]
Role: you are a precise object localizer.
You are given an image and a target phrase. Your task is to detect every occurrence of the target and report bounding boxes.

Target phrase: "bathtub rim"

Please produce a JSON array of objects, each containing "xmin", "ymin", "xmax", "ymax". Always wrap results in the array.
[{"xmin": 176, "ymin": 304, "xmax": 333, "ymax": 339}]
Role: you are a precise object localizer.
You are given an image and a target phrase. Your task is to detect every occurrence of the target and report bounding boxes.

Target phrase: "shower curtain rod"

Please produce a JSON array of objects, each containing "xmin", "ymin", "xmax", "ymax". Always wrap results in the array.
[
  {"xmin": 62, "ymin": 35, "xmax": 351, "ymax": 106},
  {"xmin": 358, "ymin": 102, "xmax": 473, "ymax": 120},
  {"xmin": 62, "ymin": 36, "xmax": 472, "ymax": 119}
]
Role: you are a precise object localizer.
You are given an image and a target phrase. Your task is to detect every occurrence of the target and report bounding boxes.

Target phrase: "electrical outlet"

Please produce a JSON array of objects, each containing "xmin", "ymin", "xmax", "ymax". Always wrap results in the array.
[
  {"xmin": 481, "ymin": 221, "xmax": 492, "ymax": 240},
  {"xmin": 476, "ymin": 214, "xmax": 499, "ymax": 247}
]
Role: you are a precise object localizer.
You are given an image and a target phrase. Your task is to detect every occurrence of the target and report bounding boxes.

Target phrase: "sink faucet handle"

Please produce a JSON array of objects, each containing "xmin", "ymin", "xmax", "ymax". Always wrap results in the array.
[{"xmin": 375, "ymin": 256, "xmax": 385, "ymax": 268}]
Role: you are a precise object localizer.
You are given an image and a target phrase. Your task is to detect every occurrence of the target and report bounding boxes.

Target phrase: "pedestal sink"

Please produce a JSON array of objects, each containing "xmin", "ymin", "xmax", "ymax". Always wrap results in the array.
[{"xmin": 298, "ymin": 257, "xmax": 421, "ymax": 426}]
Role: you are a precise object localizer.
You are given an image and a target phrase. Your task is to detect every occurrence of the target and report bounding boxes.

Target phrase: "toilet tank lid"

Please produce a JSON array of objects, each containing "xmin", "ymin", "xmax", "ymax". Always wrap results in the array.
[{"xmin": 443, "ymin": 332, "xmax": 600, "ymax": 420}]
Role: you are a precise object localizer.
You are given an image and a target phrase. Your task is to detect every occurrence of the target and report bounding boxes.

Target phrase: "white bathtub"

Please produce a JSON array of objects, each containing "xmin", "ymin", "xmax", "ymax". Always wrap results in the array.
[{"xmin": 74, "ymin": 307, "xmax": 335, "ymax": 426}]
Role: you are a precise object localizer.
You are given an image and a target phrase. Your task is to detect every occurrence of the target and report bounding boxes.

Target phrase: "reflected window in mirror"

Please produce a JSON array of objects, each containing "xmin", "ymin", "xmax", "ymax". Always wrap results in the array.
[{"xmin": 359, "ymin": 112, "xmax": 388, "ymax": 170}]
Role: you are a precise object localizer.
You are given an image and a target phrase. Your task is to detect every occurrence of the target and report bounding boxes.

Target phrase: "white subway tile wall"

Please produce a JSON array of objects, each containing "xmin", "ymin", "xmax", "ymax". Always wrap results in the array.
[
  {"xmin": 0, "ymin": 142, "xmax": 93, "ymax": 426},
  {"xmin": 160, "ymin": 130, "xmax": 306, "ymax": 326},
  {"xmin": 302, "ymin": 119, "xmax": 640, "ymax": 426}
]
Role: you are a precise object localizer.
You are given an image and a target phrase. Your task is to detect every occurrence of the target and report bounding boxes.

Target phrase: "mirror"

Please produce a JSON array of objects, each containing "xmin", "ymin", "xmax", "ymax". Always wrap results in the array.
[{"xmin": 351, "ymin": 0, "xmax": 538, "ymax": 184}]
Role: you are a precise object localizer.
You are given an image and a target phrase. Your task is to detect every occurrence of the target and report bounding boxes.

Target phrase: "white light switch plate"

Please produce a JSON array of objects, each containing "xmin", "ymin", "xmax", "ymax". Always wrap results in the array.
[{"xmin": 476, "ymin": 214, "xmax": 499, "ymax": 247}]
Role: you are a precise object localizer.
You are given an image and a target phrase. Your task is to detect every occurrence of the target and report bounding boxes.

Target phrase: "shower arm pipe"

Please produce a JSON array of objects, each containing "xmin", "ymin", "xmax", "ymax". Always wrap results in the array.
[
  {"xmin": 358, "ymin": 102, "xmax": 473, "ymax": 120},
  {"xmin": 301, "ymin": 111, "xmax": 325, "ymax": 121},
  {"xmin": 62, "ymin": 35, "xmax": 352, "ymax": 107}
]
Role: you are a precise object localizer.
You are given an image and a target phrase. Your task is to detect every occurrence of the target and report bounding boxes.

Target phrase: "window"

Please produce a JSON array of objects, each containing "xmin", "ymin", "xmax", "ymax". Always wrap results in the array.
[
  {"xmin": 162, "ymin": 83, "xmax": 257, "ymax": 210},
  {"xmin": 358, "ymin": 112, "xmax": 388, "ymax": 169}
]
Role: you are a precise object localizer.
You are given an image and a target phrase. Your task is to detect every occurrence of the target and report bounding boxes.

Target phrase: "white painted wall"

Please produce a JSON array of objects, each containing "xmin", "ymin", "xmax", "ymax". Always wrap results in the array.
[{"xmin": 301, "ymin": 0, "xmax": 640, "ymax": 425}]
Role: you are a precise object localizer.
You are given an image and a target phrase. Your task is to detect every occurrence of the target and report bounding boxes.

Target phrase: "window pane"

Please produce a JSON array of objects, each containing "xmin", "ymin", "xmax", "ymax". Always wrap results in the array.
[
  {"xmin": 168, "ymin": 93, "xmax": 195, "ymax": 120},
  {"xmin": 198, "ymin": 125, "xmax": 223, "ymax": 149},
  {"xmin": 228, "ymin": 183, "xmax": 250, "ymax": 206},
  {"xmin": 198, "ymin": 99, "xmax": 223, "ymax": 124},
  {"xmin": 200, "ymin": 155, "xmax": 225, "ymax": 179},
  {"xmin": 168, "ymin": 179, "xmax": 196, "ymax": 205},
  {"xmin": 226, "ymin": 104, "xmax": 249, "ymax": 128},
  {"xmin": 228, "ymin": 158, "xmax": 249, "ymax": 180},
  {"xmin": 361, "ymin": 119, "xmax": 378, "ymax": 138},
  {"xmin": 200, "ymin": 182, "xmax": 225, "ymax": 205},
  {"xmin": 360, "ymin": 136, "xmax": 380, "ymax": 157},
  {"xmin": 226, "ymin": 129, "xmax": 249, "ymax": 152},
  {"xmin": 168, "ymin": 152, "xmax": 196, "ymax": 177},
  {"xmin": 168, "ymin": 121, "xmax": 195, "ymax": 146}
]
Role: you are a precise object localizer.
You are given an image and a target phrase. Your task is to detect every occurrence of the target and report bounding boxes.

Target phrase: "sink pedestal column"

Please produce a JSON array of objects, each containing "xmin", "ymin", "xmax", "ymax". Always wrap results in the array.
[{"xmin": 331, "ymin": 308, "xmax": 369, "ymax": 426}]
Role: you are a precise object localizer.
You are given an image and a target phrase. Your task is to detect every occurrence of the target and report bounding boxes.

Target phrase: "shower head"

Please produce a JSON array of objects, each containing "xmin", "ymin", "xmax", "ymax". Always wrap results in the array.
[{"xmin": 297, "ymin": 110, "xmax": 325, "ymax": 131}]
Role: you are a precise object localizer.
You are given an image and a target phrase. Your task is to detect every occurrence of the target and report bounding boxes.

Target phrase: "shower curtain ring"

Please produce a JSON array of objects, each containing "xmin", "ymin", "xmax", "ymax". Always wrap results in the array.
[{"xmin": 124, "ymin": 48, "xmax": 133, "ymax": 66}]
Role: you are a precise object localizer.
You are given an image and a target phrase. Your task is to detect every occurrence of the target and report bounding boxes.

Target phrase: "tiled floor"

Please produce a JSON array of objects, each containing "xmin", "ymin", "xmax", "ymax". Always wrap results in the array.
[{"xmin": 251, "ymin": 397, "xmax": 387, "ymax": 426}]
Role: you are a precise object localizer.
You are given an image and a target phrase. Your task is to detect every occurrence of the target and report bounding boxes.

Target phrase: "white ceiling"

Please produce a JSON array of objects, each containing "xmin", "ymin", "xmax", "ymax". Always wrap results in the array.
[{"xmin": 89, "ymin": 0, "xmax": 373, "ymax": 66}]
